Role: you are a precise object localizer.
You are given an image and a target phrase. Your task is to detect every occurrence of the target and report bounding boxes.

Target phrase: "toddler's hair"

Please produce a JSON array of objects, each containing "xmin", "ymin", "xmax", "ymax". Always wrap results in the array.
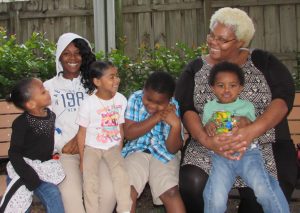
[
  {"xmin": 144, "ymin": 71, "xmax": 175, "ymax": 98},
  {"xmin": 209, "ymin": 61, "xmax": 245, "ymax": 86},
  {"xmin": 83, "ymin": 60, "xmax": 114, "ymax": 94},
  {"xmin": 6, "ymin": 77, "xmax": 35, "ymax": 110}
]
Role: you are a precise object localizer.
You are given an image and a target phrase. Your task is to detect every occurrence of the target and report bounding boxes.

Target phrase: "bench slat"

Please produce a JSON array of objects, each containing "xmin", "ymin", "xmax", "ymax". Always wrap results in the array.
[
  {"xmin": 291, "ymin": 135, "xmax": 300, "ymax": 145},
  {"xmin": 289, "ymin": 121, "xmax": 300, "ymax": 134},
  {"xmin": 0, "ymin": 114, "xmax": 20, "ymax": 128},
  {"xmin": 0, "ymin": 93, "xmax": 299, "ymax": 159},
  {"xmin": 0, "ymin": 128, "xmax": 12, "ymax": 142},
  {"xmin": 294, "ymin": 92, "xmax": 300, "ymax": 106},
  {"xmin": 0, "ymin": 101, "xmax": 22, "ymax": 114},
  {"xmin": 288, "ymin": 107, "xmax": 300, "ymax": 120},
  {"xmin": 0, "ymin": 142, "xmax": 9, "ymax": 159},
  {"xmin": 288, "ymin": 93, "xmax": 300, "ymax": 146},
  {"xmin": 0, "ymin": 101, "xmax": 21, "ymax": 158}
]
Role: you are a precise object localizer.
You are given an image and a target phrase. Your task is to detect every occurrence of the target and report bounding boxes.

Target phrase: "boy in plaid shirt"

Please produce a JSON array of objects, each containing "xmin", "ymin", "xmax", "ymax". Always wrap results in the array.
[{"xmin": 122, "ymin": 71, "xmax": 186, "ymax": 213}]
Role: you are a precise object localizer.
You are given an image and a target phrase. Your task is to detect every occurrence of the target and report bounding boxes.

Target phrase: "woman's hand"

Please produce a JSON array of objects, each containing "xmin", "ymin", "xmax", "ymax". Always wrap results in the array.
[
  {"xmin": 205, "ymin": 132, "xmax": 247, "ymax": 160},
  {"xmin": 204, "ymin": 121, "xmax": 217, "ymax": 136},
  {"xmin": 62, "ymin": 136, "xmax": 79, "ymax": 154},
  {"xmin": 234, "ymin": 116, "xmax": 252, "ymax": 128},
  {"xmin": 183, "ymin": 111, "xmax": 247, "ymax": 160},
  {"xmin": 219, "ymin": 125, "xmax": 256, "ymax": 160}
]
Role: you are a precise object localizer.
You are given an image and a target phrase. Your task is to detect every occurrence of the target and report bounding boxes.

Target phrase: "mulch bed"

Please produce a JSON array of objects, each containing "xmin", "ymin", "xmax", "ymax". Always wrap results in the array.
[{"xmin": 0, "ymin": 159, "xmax": 162, "ymax": 213}]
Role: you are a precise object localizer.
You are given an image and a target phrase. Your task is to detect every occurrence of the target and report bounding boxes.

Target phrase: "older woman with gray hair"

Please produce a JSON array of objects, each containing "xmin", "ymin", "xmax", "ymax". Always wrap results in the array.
[{"xmin": 175, "ymin": 7, "xmax": 297, "ymax": 213}]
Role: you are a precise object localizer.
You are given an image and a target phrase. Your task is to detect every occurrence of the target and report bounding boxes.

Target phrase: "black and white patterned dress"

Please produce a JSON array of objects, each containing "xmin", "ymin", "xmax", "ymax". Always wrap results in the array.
[{"xmin": 176, "ymin": 49, "xmax": 295, "ymax": 187}]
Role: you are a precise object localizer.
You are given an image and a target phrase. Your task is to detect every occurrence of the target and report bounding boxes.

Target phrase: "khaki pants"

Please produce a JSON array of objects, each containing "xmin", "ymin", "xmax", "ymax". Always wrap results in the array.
[
  {"xmin": 58, "ymin": 154, "xmax": 116, "ymax": 213},
  {"xmin": 83, "ymin": 146, "xmax": 131, "ymax": 213},
  {"xmin": 124, "ymin": 151, "xmax": 180, "ymax": 205}
]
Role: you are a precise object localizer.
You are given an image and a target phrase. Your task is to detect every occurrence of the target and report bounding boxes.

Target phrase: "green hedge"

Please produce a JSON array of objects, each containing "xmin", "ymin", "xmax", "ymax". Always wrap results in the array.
[
  {"xmin": 2, "ymin": 29, "xmax": 300, "ymax": 99},
  {"xmin": 0, "ymin": 29, "xmax": 209, "ymax": 98},
  {"xmin": 0, "ymin": 29, "xmax": 56, "ymax": 98}
]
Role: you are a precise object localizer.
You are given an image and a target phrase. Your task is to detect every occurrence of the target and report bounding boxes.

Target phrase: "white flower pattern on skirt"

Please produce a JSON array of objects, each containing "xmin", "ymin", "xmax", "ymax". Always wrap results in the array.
[{"xmin": 0, "ymin": 158, "xmax": 65, "ymax": 213}]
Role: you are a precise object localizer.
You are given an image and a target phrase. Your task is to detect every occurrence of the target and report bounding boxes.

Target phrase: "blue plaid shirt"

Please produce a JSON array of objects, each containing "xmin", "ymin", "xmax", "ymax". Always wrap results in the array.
[{"xmin": 122, "ymin": 90, "xmax": 182, "ymax": 163}]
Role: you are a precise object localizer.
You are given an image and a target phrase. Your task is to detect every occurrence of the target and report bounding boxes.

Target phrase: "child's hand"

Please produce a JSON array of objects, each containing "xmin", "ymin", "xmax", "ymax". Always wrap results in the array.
[
  {"xmin": 62, "ymin": 136, "xmax": 79, "ymax": 154},
  {"xmin": 152, "ymin": 110, "xmax": 164, "ymax": 122},
  {"xmin": 161, "ymin": 104, "xmax": 180, "ymax": 127},
  {"xmin": 79, "ymin": 160, "xmax": 83, "ymax": 172},
  {"xmin": 204, "ymin": 121, "xmax": 217, "ymax": 136},
  {"xmin": 234, "ymin": 116, "xmax": 252, "ymax": 128}
]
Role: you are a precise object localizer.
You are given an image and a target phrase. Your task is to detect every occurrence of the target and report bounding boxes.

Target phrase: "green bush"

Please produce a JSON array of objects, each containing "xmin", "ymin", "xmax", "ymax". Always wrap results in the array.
[
  {"xmin": 102, "ymin": 42, "xmax": 208, "ymax": 97},
  {"xmin": 0, "ymin": 29, "xmax": 208, "ymax": 98},
  {"xmin": 0, "ymin": 29, "xmax": 56, "ymax": 98}
]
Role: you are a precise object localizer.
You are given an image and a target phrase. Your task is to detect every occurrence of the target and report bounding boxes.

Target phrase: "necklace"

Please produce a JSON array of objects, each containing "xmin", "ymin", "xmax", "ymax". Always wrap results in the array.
[{"xmin": 97, "ymin": 95, "xmax": 117, "ymax": 112}]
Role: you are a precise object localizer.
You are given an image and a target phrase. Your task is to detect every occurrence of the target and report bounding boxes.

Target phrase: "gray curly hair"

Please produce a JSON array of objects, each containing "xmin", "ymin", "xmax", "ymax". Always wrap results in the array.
[{"xmin": 209, "ymin": 7, "xmax": 255, "ymax": 47}]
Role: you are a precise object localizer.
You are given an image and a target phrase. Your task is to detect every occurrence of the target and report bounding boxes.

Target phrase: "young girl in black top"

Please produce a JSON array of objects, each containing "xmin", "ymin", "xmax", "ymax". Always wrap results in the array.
[{"xmin": 0, "ymin": 78, "xmax": 65, "ymax": 213}]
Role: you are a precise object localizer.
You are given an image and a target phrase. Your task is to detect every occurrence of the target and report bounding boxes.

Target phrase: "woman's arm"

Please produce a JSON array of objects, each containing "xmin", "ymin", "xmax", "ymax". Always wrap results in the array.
[
  {"xmin": 183, "ymin": 111, "xmax": 207, "ymax": 145},
  {"xmin": 233, "ymin": 99, "xmax": 288, "ymax": 149},
  {"xmin": 62, "ymin": 136, "xmax": 79, "ymax": 154},
  {"xmin": 228, "ymin": 50, "xmax": 295, "ymax": 154},
  {"xmin": 252, "ymin": 49, "xmax": 295, "ymax": 111},
  {"xmin": 176, "ymin": 59, "xmax": 248, "ymax": 159},
  {"xmin": 175, "ymin": 59, "xmax": 201, "ymax": 116},
  {"xmin": 77, "ymin": 126, "xmax": 86, "ymax": 172},
  {"xmin": 183, "ymin": 110, "xmax": 247, "ymax": 159}
]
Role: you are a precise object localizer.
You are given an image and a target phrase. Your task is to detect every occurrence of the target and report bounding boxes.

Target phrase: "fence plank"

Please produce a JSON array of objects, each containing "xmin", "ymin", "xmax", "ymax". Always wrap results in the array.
[
  {"xmin": 137, "ymin": 0, "xmax": 153, "ymax": 48},
  {"xmin": 152, "ymin": 0, "xmax": 166, "ymax": 46},
  {"xmin": 57, "ymin": 0, "xmax": 70, "ymax": 41},
  {"xmin": 123, "ymin": 0, "xmax": 139, "ymax": 57},
  {"xmin": 166, "ymin": 0, "xmax": 182, "ymax": 47},
  {"xmin": 122, "ymin": 1, "xmax": 202, "ymax": 13},
  {"xmin": 249, "ymin": 6, "xmax": 264, "ymax": 49},
  {"xmin": 1, "ymin": 0, "xmax": 94, "ymax": 46},
  {"xmin": 0, "ymin": 3, "xmax": 8, "ymax": 30},
  {"xmin": 1, "ymin": 0, "xmax": 300, "ymax": 77},
  {"xmin": 19, "ymin": 9, "xmax": 93, "ymax": 19},
  {"xmin": 211, "ymin": 0, "xmax": 300, "ymax": 7},
  {"xmin": 280, "ymin": 4, "xmax": 297, "ymax": 53},
  {"xmin": 264, "ymin": 5, "xmax": 280, "ymax": 52},
  {"xmin": 297, "ymin": 5, "xmax": 300, "ymax": 52},
  {"xmin": 182, "ymin": 0, "xmax": 199, "ymax": 47}
]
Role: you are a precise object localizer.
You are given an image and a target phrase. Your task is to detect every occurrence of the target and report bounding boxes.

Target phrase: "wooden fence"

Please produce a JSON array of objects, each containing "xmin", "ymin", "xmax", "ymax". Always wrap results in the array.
[
  {"xmin": 121, "ymin": 0, "xmax": 300, "ymax": 74},
  {"xmin": 0, "ymin": 0, "xmax": 94, "ymax": 44},
  {"xmin": 0, "ymin": 0, "xmax": 300, "ymax": 75}
]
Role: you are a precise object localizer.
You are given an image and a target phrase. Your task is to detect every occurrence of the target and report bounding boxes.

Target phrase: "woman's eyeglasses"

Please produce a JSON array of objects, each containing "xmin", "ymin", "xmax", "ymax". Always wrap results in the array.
[{"xmin": 207, "ymin": 33, "xmax": 236, "ymax": 45}]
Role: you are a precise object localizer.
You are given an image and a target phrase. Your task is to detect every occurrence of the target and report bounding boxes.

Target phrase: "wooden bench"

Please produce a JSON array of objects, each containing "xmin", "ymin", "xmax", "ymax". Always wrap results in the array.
[
  {"xmin": 0, "ymin": 94, "xmax": 300, "ymax": 210},
  {"xmin": 0, "ymin": 93, "xmax": 300, "ymax": 158},
  {"xmin": 288, "ymin": 92, "xmax": 300, "ymax": 146},
  {"xmin": 0, "ymin": 100, "xmax": 22, "ymax": 159}
]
